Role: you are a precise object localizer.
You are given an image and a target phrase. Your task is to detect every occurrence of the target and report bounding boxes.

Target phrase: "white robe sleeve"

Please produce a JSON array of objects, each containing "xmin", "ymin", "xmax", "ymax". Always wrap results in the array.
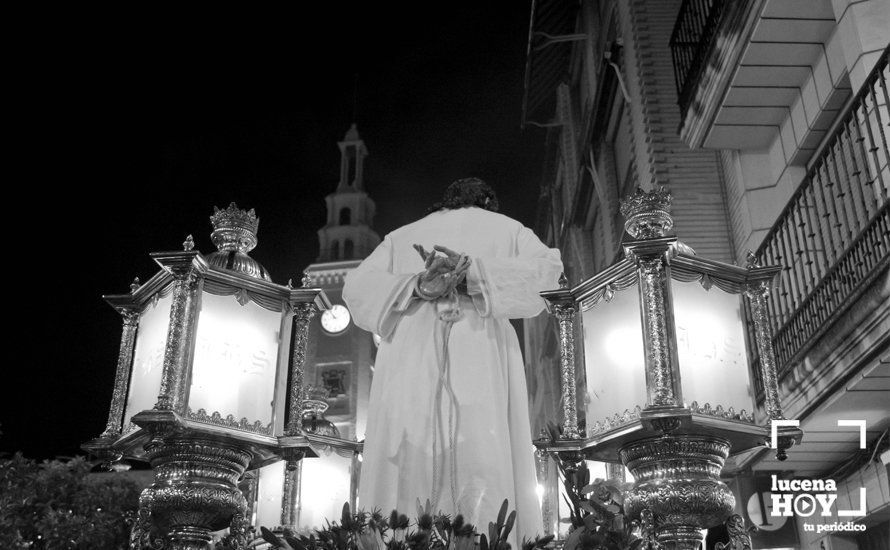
[
  {"xmin": 343, "ymin": 236, "xmax": 418, "ymax": 339},
  {"xmin": 465, "ymin": 226, "xmax": 562, "ymax": 319}
]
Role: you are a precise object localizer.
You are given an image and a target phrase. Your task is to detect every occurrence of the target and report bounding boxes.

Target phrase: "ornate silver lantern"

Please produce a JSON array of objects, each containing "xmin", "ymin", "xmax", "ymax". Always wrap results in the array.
[
  {"xmin": 537, "ymin": 189, "xmax": 802, "ymax": 550},
  {"xmin": 83, "ymin": 203, "xmax": 329, "ymax": 549}
]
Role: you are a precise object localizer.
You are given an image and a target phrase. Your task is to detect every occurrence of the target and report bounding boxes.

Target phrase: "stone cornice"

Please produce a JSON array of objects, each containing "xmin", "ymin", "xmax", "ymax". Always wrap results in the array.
[{"xmin": 678, "ymin": 0, "xmax": 765, "ymax": 148}]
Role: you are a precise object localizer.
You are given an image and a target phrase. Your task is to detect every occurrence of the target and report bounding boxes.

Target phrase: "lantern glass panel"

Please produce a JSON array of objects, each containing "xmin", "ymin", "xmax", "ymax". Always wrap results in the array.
[
  {"xmin": 124, "ymin": 292, "xmax": 173, "ymax": 426},
  {"xmin": 300, "ymin": 452, "xmax": 353, "ymax": 529},
  {"xmin": 254, "ymin": 460, "xmax": 286, "ymax": 529},
  {"xmin": 582, "ymin": 286, "xmax": 647, "ymax": 428},
  {"xmin": 671, "ymin": 279, "xmax": 753, "ymax": 413},
  {"xmin": 189, "ymin": 292, "xmax": 282, "ymax": 425}
]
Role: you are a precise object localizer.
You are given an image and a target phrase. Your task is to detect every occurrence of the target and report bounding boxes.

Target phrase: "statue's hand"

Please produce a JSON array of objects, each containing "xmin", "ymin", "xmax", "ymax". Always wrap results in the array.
[
  {"xmin": 432, "ymin": 245, "xmax": 470, "ymax": 285},
  {"xmin": 413, "ymin": 244, "xmax": 471, "ymax": 300}
]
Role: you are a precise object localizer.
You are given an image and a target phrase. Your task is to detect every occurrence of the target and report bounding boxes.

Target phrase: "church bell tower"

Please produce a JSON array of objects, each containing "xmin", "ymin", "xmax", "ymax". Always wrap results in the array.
[
  {"xmin": 317, "ymin": 124, "xmax": 381, "ymax": 262},
  {"xmin": 303, "ymin": 124, "xmax": 380, "ymax": 442}
]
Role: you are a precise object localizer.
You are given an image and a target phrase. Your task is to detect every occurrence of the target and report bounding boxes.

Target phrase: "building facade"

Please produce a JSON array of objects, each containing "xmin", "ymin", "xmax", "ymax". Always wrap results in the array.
[
  {"xmin": 287, "ymin": 125, "xmax": 380, "ymax": 529},
  {"xmin": 304, "ymin": 124, "xmax": 381, "ymax": 442},
  {"xmin": 522, "ymin": 1, "xmax": 888, "ymax": 548}
]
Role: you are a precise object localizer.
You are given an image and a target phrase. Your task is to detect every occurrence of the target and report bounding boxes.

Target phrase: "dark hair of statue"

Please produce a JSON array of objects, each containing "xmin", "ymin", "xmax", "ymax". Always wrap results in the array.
[{"xmin": 427, "ymin": 177, "xmax": 500, "ymax": 214}]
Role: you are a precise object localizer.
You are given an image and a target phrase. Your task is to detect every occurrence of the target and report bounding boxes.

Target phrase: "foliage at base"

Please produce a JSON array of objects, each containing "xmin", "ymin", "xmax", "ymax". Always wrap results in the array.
[
  {"xmin": 0, "ymin": 453, "xmax": 141, "ymax": 550},
  {"xmin": 556, "ymin": 459, "xmax": 649, "ymax": 550},
  {"xmin": 258, "ymin": 500, "xmax": 554, "ymax": 550}
]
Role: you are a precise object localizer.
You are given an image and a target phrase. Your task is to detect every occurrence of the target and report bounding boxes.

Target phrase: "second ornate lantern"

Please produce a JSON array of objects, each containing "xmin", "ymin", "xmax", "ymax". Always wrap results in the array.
[
  {"xmin": 537, "ymin": 188, "xmax": 802, "ymax": 550},
  {"xmin": 83, "ymin": 203, "xmax": 329, "ymax": 549}
]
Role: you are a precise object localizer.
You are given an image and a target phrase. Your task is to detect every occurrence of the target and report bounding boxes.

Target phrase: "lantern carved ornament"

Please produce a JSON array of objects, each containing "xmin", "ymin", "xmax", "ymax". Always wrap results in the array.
[
  {"xmin": 536, "ymin": 189, "xmax": 802, "ymax": 550},
  {"xmin": 83, "ymin": 203, "xmax": 331, "ymax": 550}
]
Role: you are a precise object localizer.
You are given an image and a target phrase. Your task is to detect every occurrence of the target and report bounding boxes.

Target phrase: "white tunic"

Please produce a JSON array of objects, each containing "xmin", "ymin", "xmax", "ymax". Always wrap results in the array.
[{"xmin": 343, "ymin": 207, "xmax": 562, "ymax": 541}]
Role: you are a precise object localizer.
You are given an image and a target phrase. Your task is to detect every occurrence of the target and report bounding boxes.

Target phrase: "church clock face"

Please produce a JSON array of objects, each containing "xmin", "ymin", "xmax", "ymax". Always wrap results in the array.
[{"xmin": 321, "ymin": 304, "xmax": 351, "ymax": 334}]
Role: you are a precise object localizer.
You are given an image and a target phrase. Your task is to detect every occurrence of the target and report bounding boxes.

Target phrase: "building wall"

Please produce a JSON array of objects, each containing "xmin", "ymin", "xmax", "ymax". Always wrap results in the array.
[
  {"xmin": 797, "ymin": 461, "xmax": 889, "ymax": 550},
  {"xmin": 619, "ymin": 0, "xmax": 735, "ymax": 262},
  {"xmin": 524, "ymin": 0, "xmax": 889, "ymax": 543}
]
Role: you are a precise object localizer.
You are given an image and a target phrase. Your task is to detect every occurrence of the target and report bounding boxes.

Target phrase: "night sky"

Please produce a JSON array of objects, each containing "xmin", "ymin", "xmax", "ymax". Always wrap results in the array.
[{"xmin": 5, "ymin": 5, "xmax": 547, "ymax": 460}]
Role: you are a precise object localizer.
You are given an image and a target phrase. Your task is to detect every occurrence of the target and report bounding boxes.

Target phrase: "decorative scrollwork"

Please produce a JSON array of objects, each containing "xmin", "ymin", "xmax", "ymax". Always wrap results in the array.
[
  {"xmin": 137, "ymin": 438, "xmax": 251, "ymax": 548},
  {"xmin": 634, "ymin": 508, "xmax": 660, "ymax": 549},
  {"xmin": 744, "ymin": 281, "xmax": 785, "ymax": 422},
  {"xmin": 638, "ymin": 257, "xmax": 679, "ymax": 407},
  {"xmin": 620, "ymin": 187, "xmax": 673, "ymax": 239},
  {"xmin": 715, "ymin": 514, "xmax": 755, "ymax": 550},
  {"xmin": 185, "ymin": 408, "xmax": 273, "ymax": 436},
  {"xmin": 100, "ymin": 308, "xmax": 140, "ymax": 438},
  {"xmin": 226, "ymin": 512, "xmax": 253, "ymax": 550},
  {"xmin": 155, "ymin": 267, "xmax": 202, "ymax": 412},
  {"xmin": 688, "ymin": 401, "xmax": 754, "ymax": 423},
  {"xmin": 588, "ymin": 405, "xmax": 643, "ymax": 436},
  {"xmin": 553, "ymin": 302, "xmax": 580, "ymax": 439},
  {"xmin": 651, "ymin": 417, "xmax": 682, "ymax": 435},
  {"xmin": 281, "ymin": 463, "xmax": 301, "ymax": 528},
  {"xmin": 286, "ymin": 303, "xmax": 317, "ymax": 436},
  {"xmin": 621, "ymin": 435, "xmax": 734, "ymax": 550},
  {"xmin": 579, "ymin": 272, "xmax": 638, "ymax": 310}
]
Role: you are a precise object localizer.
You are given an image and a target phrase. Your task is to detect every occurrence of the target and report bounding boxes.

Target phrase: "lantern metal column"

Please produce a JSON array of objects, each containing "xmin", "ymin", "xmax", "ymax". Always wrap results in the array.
[
  {"xmin": 279, "ymin": 275, "xmax": 318, "ymax": 529},
  {"xmin": 82, "ymin": 294, "xmax": 140, "ymax": 466},
  {"xmin": 552, "ymin": 273, "xmax": 581, "ymax": 440}
]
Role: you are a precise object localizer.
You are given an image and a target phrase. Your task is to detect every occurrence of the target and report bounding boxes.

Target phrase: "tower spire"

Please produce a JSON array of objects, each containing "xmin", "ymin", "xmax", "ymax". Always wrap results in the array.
[
  {"xmin": 316, "ymin": 125, "xmax": 380, "ymax": 262},
  {"xmin": 337, "ymin": 123, "xmax": 367, "ymax": 191},
  {"xmin": 352, "ymin": 73, "xmax": 359, "ymax": 124}
]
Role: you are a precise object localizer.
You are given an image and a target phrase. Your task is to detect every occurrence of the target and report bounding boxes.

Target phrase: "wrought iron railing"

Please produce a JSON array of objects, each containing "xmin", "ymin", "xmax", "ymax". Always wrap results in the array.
[
  {"xmin": 751, "ymin": 49, "xmax": 890, "ymax": 396},
  {"xmin": 669, "ymin": 0, "xmax": 726, "ymax": 114}
]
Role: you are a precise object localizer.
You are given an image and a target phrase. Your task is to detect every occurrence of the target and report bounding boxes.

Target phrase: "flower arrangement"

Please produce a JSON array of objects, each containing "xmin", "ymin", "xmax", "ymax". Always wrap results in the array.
[
  {"xmin": 256, "ymin": 500, "xmax": 554, "ymax": 550},
  {"xmin": 557, "ymin": 460, "xmax": 648, "ymax": 550}
]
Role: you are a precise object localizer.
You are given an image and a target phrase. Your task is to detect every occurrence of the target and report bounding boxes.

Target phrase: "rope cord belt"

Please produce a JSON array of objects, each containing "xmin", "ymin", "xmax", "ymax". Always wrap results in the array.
[{"xmin": 430, "ymin": 289, "xmax": 463, "ymax": 512}]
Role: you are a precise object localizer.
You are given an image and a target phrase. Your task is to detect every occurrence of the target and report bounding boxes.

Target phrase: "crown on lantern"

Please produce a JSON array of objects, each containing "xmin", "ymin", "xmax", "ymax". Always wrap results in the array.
[
  {"xmin": 619, "ymin": 187, "xmax": 674, "ymax": 239},
  {"xmin": 209, "ymin": 202, "xmax": 260, "ymax": 253},
  {"xmin": 210, "ymin": 202, "xmax": 259, "ymax": 234},
  {"xmin": 301, "ymin": 385, "xmax": 331, "ymax": 415}
]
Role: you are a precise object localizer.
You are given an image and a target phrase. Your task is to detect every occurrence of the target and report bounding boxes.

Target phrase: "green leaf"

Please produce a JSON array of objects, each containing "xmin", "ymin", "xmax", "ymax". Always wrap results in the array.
[
  {"xmin": 563, "ymin": 526, "xmax": 584, "ymax": 550},
  {"xmin": 261, "ymin": 526, "xmax": 284, "ymax": 546},
  {"xmin": 496, "ymin": 499, "xmax": 508, "ymax": 528},
  {"xmin": 501, "ymin": 510, "xmax": 516, "ymax": 542},
  {"xmin": 285, "ymin": 534, "xmax": 308, "ymax": 550}
]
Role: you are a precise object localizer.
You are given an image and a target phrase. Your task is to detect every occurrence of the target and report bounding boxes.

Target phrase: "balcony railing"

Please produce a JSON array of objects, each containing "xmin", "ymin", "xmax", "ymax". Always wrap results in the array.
[
  {"xmin": 751, "ymin": 49, "xmax": 890, "ymax": 394},
  {"xmin": 669, "ymin": 0, "xmax": 726, "ymax": 114}
]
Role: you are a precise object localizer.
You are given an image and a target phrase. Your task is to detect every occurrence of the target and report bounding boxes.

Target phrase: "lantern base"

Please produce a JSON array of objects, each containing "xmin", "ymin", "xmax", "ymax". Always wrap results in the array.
[
  {"xmin": 620, "ymin": 434, "xmax": 734, "ymax": 549},
  {"xmin": 81, "ymin": 434, "xmax": 124, "ymax": 467},
  {"xmin": 138, "ymin": 436, "xmax": 252, "ymax": 550}
]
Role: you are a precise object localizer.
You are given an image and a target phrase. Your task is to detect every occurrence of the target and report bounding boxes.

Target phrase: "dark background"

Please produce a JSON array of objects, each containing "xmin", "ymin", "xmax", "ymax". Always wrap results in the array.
[{"xmin": 4, "ymin": 5, "xmax": 547, "ymax": 460}]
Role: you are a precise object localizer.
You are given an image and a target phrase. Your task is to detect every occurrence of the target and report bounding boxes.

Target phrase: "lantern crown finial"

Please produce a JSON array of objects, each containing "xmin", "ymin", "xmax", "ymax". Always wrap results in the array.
[
  {"xmin": 210, "ymin": 202, "xmax": 260, "ymax": 253},
  {"xmin": 301, "ymin": 385, "xmax": 340, "ymax": 438},
  {"xmin": 620, "ymin": 187, "xmax": 673, "ymax": 239},
  {"xmin": 206, "ymin": 202, "xmax": 272, "ymax": 281}
]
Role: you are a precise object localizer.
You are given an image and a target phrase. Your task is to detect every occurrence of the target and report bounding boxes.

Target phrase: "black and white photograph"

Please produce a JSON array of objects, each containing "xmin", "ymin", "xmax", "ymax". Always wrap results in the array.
[{"xmin": 2, "ymin": 1, "xmax": 888, "ymax": 549}]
